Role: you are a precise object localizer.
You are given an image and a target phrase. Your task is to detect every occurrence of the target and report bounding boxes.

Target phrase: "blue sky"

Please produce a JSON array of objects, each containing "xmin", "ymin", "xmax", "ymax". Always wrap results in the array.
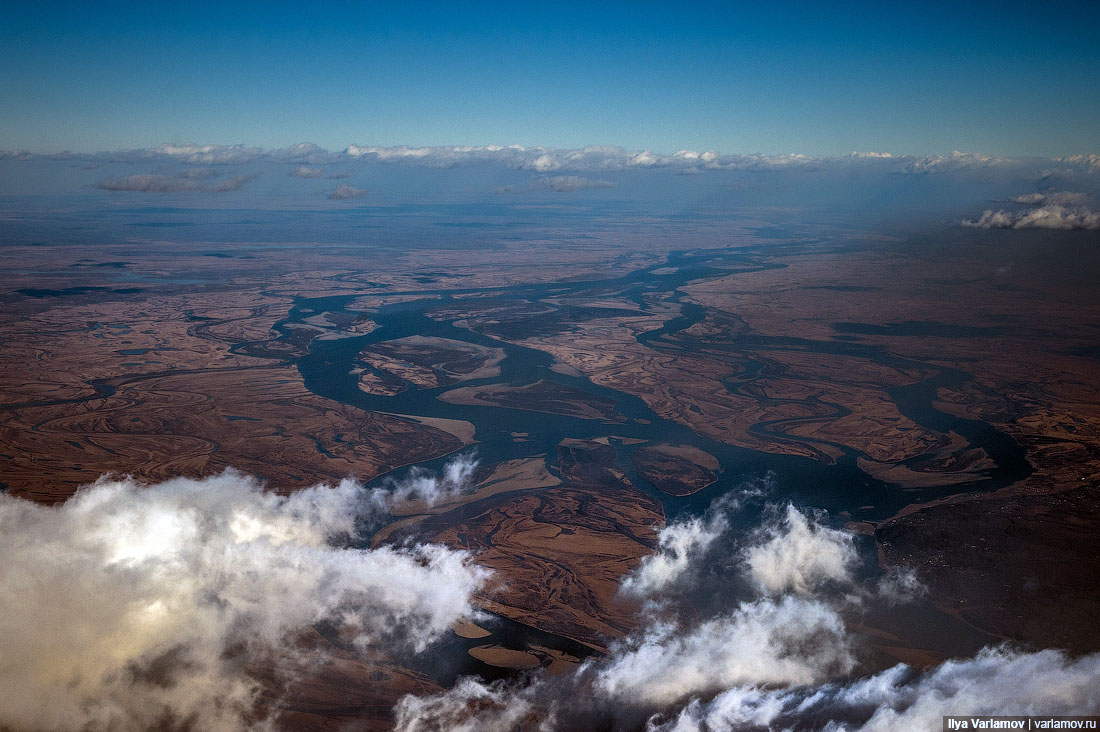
[{"xmin": 2, "ymin": 0, "xmax": 1098, "ymax": 156}]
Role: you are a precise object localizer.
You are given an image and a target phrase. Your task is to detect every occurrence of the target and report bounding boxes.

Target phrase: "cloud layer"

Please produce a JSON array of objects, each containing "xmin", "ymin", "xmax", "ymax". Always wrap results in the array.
[
  {"xmin": 8, "ymin": 141, "xmax": 1100, "ymax": 185},
  {"xmin": 328, "ymin": 183, "xmax": 366, "ymax": 200},
  {"xmin": 0, "ymin": 468, "xmax": 488, "ymax": 732},
  {"xmin": 650, "ymin": 646, "xmax": 1100, "ymax": 731},
  {"xmin": 963, "ymin": 204, "xmax": 1100, "ymax": 230},
  {"xmin": 1011, "ymin": 191, "xmax": 1088, "ymax": 205},
  {"xmin": 620, "ymin": 512, "xmax": 728, "ymax": 596},
  {"xmin": 742, "ymin": 503, "xmax": 858, "ymax": 596},
  {"xmin": 97, "ymin": 173, "xmax": 257, "ymax": 193},
  {"xmin": 392, "ymin": 495, "xmax": 1096, "ymax": 732},
  {"xmin": 497, "ymin": 175, "xmax": 616, "ymax": 193},
  {"xmin": 592, "ymin": 596, "xmax": 854, "ymax": 706}
]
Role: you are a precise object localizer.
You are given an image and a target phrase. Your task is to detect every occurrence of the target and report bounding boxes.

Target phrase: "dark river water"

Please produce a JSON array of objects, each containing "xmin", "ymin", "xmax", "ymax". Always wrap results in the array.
[
  {"xmin": 284, "ymin": 246, "xmax": 1028, "ymax": 521},
  {"xmin": 275, "ymin": 245, "xmax": 1029, "ymax": 684}
]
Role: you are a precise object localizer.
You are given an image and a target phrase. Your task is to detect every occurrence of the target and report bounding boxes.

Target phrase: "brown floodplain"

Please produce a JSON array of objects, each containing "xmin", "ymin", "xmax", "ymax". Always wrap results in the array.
[{"xmin": 4, "ymin": 223, "xmax": 1100, "ymax": 723}]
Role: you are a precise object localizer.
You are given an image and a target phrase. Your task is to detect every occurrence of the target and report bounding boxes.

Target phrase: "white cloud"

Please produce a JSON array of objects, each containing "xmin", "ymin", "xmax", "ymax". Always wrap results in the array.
[
  {"xmin": 621, "ymin": 513, "xmax": 728, "ymax": 597},
  {"xmin": 742, "ymin": 504, "xmax": 858, "ymax": 596},
  {"xmin": 963, "ymin": 204, "xmax": 1100, "ymax": 230},
  {"xmin": 272, "ymin": 142, "xmax": 336, "ymax": 164},
  {"xmin": 151, "ymin": 142, "xmax": 265, "ymax": 165},
  {"xmin": 648, "ymin": 646, "xmax": 1100, "ymax": 732},
  {"xmin": 1058, "ymin": 153, "xmax": 1100, "ymax": 171},
  {"xmin": 0, "ymin": 469, "xmax": 488, "ymax": 732},
  {"xmin": 496, "ymin": 176, "xmax": 616, "ymax": 194},
  {"xmin": 591, "ymin": 596, "xmax": 854, "ymax": 706},
  {"xmin": 538, "ymin": 175, "xmax": 613, "ymax": 192},
  {"xmin": 380, "ymin": 452, "xmax": 479, "ymax": 509},
  {"xmin": 388, "ymin": 492, "xmax": 1096, "ymax": 732},
  {"xmin": 393, "ymin": 677, "xmax": 546, "ymax": 732},
  {"xmin": 525, "ymin": 153, "xmax": 560, "ymax": 172},
  {"xmin": 903, "ymin": 150, "xmax": 1006, "ymax": 174},
  {"xmin": 328, "ymin": 184, "xmax": 367, "ymax": 200},
  {"xmin": 875, "ymin": 566, "xmax": 926, "ymax": 606},
  {"xmin": 1011, "ymin": 191, "xmax": 1087, "ymax": 205},
  {"xmin": 339, "ymin": 144, "xmax": 829, "ymax": 173},
  {"xmin": 179, "ymin": 167, "xmax": 218, "ymax": 180},
  {"xmin": 289, "ymin": 165, "xmax": 323, "ymax": 178},
  {"xmin": 97, "ymin": 173, "xmax": 257, "ymax": 192}
]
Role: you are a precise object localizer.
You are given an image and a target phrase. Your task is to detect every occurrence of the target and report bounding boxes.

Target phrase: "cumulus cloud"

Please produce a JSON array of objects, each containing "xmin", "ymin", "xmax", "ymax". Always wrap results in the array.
[
  {"xmin": 289, "ymin": 165, "xmax": 323, "ymax": 178},
  {"xmin": 341, "ymin": 143, "xmax": 827, "ymax": 174},
  {"xmin": 875, "ymin": 566, "xmax": 926, "ymax": 606},
  {"xmin": 151, "ymin": 142, "xmax": 265, "ymax": 165},
  {"xmin": 592, "ymin": 596, "xmax": 854, "ymax": 706},
  {"xmin": 648, "ymin": 646, "xmax": 1100, "ymax": 732},
  {"xmin": 524, "ymin": 153, "xmax": 560, "ymax": 172},
  {"xmin": 328, "ymin": 184, "xmax": 367, "ymax": 200},
  {"xmin": 10, "ymin": 142, "xmax": 1093, "ymax": 186},
  {"xmin": 742, "ymin": 504, "xmax": 858, "ymax": 596},
  {"xmin": 1059, "ymin": 153, "xmax": 1100, "ymax": 172},
  {"xmin": 20, "ymin": 141, "xmax": 1088, "ymax": 184},
  {"xmin": 389, "ymin": 492, "xmax": 1097, "ymax": 732},
  {"xmin": 271, "ymin": 142, "xmax": 341, "ymax": 164},
  {"xmin": 1011, "ymin": 191, "xmax": 1088, "ymax": 205},
  {"xmin": 79, "ymin": 142, "xmax": 340, "ymax": 167},
  {"xmin": 394, "ymin": 677, "xmax": 545, "ymax": 732},
  {"xmin": 378, "ymin": 452, "xmax": 479, "ymax": 510},
  {"xmin": 178, "ymin": 167, "xmax": 218, "ymax": 180},
  {"xmin": 0, "ymin": 467, "xmax": 488, "ymax": 732},
  {"xmin": 963, "ymin": 204, "xmax": 1100, "ymax": 230},
  {"xmin": 97, "ymin": 173, "xmax": 257, "ymax": 193},
  {"xmin": 903, "ymin": 150, "xmax": 1006, "ymax": 174},
  {"xmin": 621, "ymin": 513, "xmax": 728, "ymax": 597},
  {"xmin": 327, "ymin": 169, "xmax": 353, "ymax": 179},
  {"xmin": 394, "ymin": 637, "xmax": 1100, "ymax": 732},
  {"xmin": 540, "ymin": 175, "xmax": 614, "ymax": 192},
  {"xmin": 498, "ymin": 175, "xmax": 616, "ymax": 194}
]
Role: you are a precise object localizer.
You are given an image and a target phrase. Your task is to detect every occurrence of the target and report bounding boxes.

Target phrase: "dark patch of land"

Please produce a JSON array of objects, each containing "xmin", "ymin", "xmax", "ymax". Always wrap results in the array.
[
  {"xmin": 877, "ymin": 485, "xmax": 1100, "ymax": 655},
  {"xmin": 633, "ymin": 444, "xmax": 719, "ymax": 496},
  {"xmin": 439, "ymin": 379, "xmax": 624, "ymax": 422}
]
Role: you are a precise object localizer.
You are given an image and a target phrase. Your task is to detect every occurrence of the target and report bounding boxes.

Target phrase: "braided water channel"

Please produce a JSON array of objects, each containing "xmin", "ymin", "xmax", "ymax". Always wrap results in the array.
[{"xmin": 280, "ymin": 244, "xmax": 1030, "ymax": 689}]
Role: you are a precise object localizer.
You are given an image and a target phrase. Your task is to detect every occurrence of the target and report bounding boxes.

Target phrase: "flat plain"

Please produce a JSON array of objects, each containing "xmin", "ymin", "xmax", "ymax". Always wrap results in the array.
[{"xmin": 3, "ymin": 220, "xmax": 1099, "ymax": 728}]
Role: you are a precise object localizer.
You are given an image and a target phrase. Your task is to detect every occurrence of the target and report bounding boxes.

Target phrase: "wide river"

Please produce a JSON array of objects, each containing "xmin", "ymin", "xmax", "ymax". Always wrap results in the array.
[{"xmin": 276, "ymin": 244, "xmax": 1029, "ymax": 684}]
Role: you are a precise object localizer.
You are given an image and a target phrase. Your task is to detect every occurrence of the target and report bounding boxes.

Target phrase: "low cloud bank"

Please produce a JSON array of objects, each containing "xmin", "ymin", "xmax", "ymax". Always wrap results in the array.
[
  {"xmin": 535, "ymin": 175, "xmax": 615, "ymax": 192},
  {"xmin": 0, "ymin": 462, "xmax": 488, "ymax": 732},
  {"xmin": 495, "ymin": 175, "xmax": 615, "ymax": 194},
  {"xmin": 620, "ymin": 512, "xmax": 727, "ymax": 596},
  {"xmin": 14, "ymin": 142, "xmax": 1100, "ymax": 187},
  {"xmin": 743, "ymin": 503, "xmax": 857, "ymax": 596},
  {"xmin": 328, "ymin": 184, "xmax": 366, "ymax": 199},
  {"xmin": 592, "ymin": 596, "xmax": 854, "ymax": 706},
  {"xmin": 621, "ymin": 477, "xmax": 772, "ymax": 597},
  {"xmin": 903, "ymin": 150, "xmax": 1006, "ymax": 174},
  {"xmin": 650, "ymin": 646, "xmax": 1100, "ymax": 731},
  {"xmin": 97, "ymin": 172, "xmax": 256, "ymax": 193},
  {"xmin": 289, "ymin": 165, "xmax": 323, "ymax": 178},
  {"xmin": 1011, "ymin": 191, "xmax": 1088, "ymax": 205},
  {"xmin": 963, "ymin": 204, "xmax": 1100, "ymax": 230},
  {"xmin": 377, "ymin": 452, "xmax": 479, "ymax": 510},
  {"xmin": 393, "ymin": 495, "xmax": 1097, "ymax": 732}
]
